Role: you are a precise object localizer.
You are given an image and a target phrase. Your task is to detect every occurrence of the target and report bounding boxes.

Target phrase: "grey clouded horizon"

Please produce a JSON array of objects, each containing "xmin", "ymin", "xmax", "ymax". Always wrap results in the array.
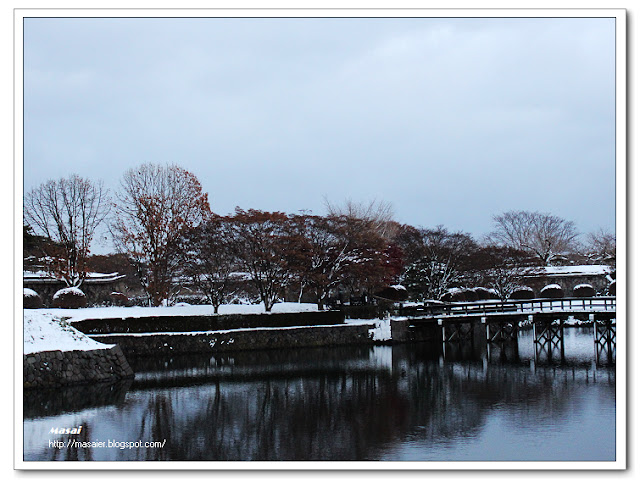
[{"xmin": 23, "ymin": 16, "xmax": 616, "ymax": 252}]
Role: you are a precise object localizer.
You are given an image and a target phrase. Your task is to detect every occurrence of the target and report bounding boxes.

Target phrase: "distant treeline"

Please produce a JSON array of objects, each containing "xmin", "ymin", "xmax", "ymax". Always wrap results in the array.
[{"xmin": 24, "ymin": 163, "xmax": 616, "ymax": 309}]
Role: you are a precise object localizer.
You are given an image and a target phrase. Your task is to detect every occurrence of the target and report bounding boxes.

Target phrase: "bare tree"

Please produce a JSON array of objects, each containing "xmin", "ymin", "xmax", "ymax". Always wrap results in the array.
[
  {"xmin": 488, "ymin": 210, "xmax": 579, "ymax": 266},
  {"xmin": 324, "ymin": 197, "xmax": 398, "ymax": 240},
  {"xmin": 585, "ymin": 228, "xmax": 616, "ymax": 263},
  {"xmin": 110, "ymin": 163, "xmax": 211, "ymax": 306},
  {"xmin": 24, "ymin": 175, "xmax": 110, "ymax": 287}
]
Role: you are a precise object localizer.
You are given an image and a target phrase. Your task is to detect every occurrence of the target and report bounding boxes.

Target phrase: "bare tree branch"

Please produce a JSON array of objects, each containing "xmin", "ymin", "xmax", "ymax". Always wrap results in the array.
[
  {"xmin": 488, "ymin": 210, "xmax": 579, "ymax": 265},
  {"xmin": 24, "ymin": 175, "xmax": 110, "ymax": 287}
]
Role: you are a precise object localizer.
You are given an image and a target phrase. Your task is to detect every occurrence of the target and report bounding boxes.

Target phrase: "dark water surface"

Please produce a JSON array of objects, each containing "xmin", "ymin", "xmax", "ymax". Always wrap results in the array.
[{"xmin": 23, "ymin": 328, "xmax": 616, "ymax": 462}]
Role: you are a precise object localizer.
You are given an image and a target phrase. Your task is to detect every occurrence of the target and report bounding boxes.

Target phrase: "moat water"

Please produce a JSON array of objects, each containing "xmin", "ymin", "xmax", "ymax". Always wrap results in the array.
[{"xmin": 23, "ymin": 328, "xmax": 616, "ymax": 462}]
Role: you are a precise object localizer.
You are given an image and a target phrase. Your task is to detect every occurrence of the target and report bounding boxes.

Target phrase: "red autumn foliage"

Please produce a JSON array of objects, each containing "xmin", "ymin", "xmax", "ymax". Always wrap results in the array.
[{"xmin": 111, "ymin": 164, "xmax": 211, "ymax": 306}]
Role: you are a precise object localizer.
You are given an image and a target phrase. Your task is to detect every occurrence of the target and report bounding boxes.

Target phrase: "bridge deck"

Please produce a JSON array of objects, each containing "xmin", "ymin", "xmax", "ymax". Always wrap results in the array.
[{"xmin": 400, "ymin": 297, "xmax": 616, "ymax": 325}]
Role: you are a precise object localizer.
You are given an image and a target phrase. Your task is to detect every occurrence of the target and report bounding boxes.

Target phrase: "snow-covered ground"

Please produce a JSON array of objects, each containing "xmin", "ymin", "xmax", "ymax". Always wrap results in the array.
[
  {"xmin": 26, "ymin": 302, "xmax": 320, "ymax": 324},
  {"xmin": 23, "ymin": 310, "xmax": 114, "ymax": 355},
  {"xmin": 23, "ymin": 303, "xmax": 396, "ymax": 355}
]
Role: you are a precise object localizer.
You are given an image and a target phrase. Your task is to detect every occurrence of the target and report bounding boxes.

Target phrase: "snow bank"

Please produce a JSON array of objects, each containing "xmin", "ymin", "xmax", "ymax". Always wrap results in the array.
[
  {"xmin": 26, "ymin": 302, "xmax": 320, "ymax": 324},
  {"xmin": 23, "ymin": 310, "xmax": 113, "ymax": 355}
]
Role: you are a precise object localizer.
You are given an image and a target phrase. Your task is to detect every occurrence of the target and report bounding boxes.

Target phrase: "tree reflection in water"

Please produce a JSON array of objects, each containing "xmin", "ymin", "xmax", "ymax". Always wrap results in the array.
[{"xmin": 24, "ymin": 341, "xmax": 615, "ymax": 462}]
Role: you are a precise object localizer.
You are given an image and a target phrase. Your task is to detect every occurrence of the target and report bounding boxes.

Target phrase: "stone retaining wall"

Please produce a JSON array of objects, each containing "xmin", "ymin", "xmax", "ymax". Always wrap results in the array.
[
  {"xmin": 24, "ymin": 345, "xmax": 134, "ymax": 389},
  {"xmin": 522, "ymin": 274, "xmax": 610, "ymax": 296},
  {"xmin": 90, "ymin": 323, "xmax": 377, "ymax": 356},
  {"xmin": 72, "ymin": 311, "xmax": 345, "ymax": 334}
]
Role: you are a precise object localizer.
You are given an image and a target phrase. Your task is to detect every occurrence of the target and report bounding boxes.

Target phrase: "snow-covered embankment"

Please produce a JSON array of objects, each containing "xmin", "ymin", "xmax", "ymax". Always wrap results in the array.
[{"xmin": 23, "ymin": 311, "xmax": 134, "ymax": 388}]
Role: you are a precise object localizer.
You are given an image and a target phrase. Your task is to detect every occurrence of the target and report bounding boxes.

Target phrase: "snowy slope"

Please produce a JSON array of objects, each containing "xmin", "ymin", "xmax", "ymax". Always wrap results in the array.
[{"xmin": 23, "ymin": 310, "xmax": 114, "ymax": 355}]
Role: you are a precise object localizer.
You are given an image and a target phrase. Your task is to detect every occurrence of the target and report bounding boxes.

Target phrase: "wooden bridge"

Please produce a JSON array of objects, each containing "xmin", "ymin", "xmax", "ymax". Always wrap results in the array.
[
  {"xmin": 401, "ymin": 297, "xmax": 615, "ymax": 318},
  {"xmin": 396, "ymin": 297, "xmax": 616, "ymax": 364}
]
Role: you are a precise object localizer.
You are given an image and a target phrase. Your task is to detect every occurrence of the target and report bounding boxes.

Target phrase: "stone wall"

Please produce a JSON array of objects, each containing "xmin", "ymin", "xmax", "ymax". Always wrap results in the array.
[
  {"xmin": 90, "ymin": 323, "xmax": 377, "ymax": 356},
  {"xmin": 72, "ymin": 311, "xmax": 345, "ymax": 334},
  {"xmin": 521, "ymin": 274, "xmax": 611, "ymax": 296},
  {"xmin": 23, "ymin": 345, "xmax": 134, "ymax": 389}
]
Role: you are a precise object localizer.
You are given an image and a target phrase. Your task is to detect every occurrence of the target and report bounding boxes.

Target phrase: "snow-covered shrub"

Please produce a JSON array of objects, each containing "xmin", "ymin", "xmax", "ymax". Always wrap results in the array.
[
  {"xmin": 573, "ymin": 284, "xmax": 595, "ymax": 297},
  {"xmin": 473, "ymin": 287, "xmax": 500, "ymax": 300},
  {"xmin": 23, "ymin": 288, "xmax": 43, "ymax": 309},
  {"xmin": 540, "ymin": 284, "xmax": 564, "ymax": 299},
  {"xmin": 439, "ymin": 288, "xmax": 458, "ymax": 302},
  {"xmin": 608, "ymin": 280, "xmax": 616, "ymax": 296},
  {"xmin": 373, "ymin": 285, "xmax": 409, "ymax": 302},
  {"xmin": 509, "ymin": 286, "xmax": 535, "ymax": 300},
  {"xmin": 110, "ymin": 292, "xmax": 129, "ymax": 307},
  {"xmin": 440, "ymin": 288, "xmax": 477, "ymax": 302},
  {"xmin": 462, "ymin": 289, "xmax": 479, "ymax": 301},
  {"xmin": 52, "ymin": 287, "xmax": 87, "ymax": 309}
]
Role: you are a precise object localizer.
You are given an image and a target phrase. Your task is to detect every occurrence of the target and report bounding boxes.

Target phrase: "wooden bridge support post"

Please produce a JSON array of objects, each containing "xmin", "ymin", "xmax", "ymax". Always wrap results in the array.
[
  {"xmin": 592, "ymin": 315, "xmax": 597, "ymax": 362},
  {"xmin": 592, "ymin": 315, "xmax": 616, "ymax": 365},
  {"xmin": 559, "ymin": 320, "xmax": 565, "ymax": 363},
  {"xmin": 533, "ymin": 317, "xmax": 565, "ymax": 364},
  {"xmin": 607, "ymin": 319, "xmax": 615, "ymax": 359},
  {"xmin": 439, "ymin": 319, "xmax": 445, "ymax": 359},
  {"xmin": 484, "ymin": 317, "xmax": 519, "ymax": 363},
  {"xmin": 532, "ymin": 317, "xmax": 538, "ymax": 363}
]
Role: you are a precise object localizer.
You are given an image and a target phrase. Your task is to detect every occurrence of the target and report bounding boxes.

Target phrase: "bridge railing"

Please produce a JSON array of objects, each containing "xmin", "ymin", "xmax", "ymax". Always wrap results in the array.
[
  {"xmin": 510, "ymin": 297, "xmax": 616, "ymax": 314},
  {"xmin": 403, "ymin": 297, "xmax": 616, "ymax": 318}
]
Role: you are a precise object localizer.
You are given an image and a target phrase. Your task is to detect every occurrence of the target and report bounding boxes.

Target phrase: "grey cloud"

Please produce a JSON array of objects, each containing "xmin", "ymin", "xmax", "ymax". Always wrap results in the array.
[{"xmin": 23, "ymin": 16, "xmax": 616, "ymax": 247}]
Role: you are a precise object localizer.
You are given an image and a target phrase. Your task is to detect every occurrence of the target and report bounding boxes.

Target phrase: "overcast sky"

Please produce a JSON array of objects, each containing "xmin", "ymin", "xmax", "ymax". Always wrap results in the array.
[{"xmin": 23, "ymin": 16, "xmax": 616, "ymax": 251}]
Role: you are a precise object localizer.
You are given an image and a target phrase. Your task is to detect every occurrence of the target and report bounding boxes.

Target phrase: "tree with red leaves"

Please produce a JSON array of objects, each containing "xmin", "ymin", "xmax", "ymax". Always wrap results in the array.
[
  {"xmin": 229, "ymin": 209, "xmax": 298, "ymax": 312},
  {"xmin": 288, "ymin": 214, "xmax": 397, "ymax": 308},
  {"xmin": 287, "ymin": 214, "xmax": 353, "ymax": 309},
  {"xmin": 179, "ymin": 214, "xmax": 238, "ymax": 313},
  {"xmin": 111, "ymin": 163, "xmax": 210, "ymax": 306}
]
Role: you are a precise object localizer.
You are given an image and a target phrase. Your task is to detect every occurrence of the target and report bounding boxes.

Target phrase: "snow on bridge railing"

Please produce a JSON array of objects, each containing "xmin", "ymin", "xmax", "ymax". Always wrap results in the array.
[{"xmin": 417, "ymin": 297, "xmax": 616, "ymax": 317}]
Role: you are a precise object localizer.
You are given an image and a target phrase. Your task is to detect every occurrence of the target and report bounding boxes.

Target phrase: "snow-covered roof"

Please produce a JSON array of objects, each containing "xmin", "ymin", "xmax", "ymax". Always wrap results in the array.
[
  {"xmin": 524, "ymin": 265, "xmax": 612, "ymax": 278},
  {"xmin": 23, "ymin": 271, "xmax": 125, "ymax": 284}
]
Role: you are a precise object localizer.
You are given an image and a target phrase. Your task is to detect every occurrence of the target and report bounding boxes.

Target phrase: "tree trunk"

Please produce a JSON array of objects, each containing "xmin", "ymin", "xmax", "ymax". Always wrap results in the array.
[{"xmin": 263, "ymin": 296, "xmax": 274, "ymax": 312}]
